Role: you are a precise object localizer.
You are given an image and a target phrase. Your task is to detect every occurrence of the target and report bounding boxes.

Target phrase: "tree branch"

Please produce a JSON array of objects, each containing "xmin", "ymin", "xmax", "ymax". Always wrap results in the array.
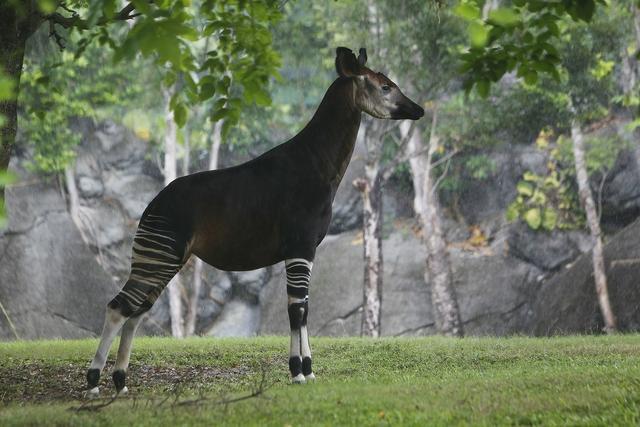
[
  {"xmin": 431, "ymin": 150, "xmax": 458, "ymax": 195},
  {"xmin": 381, "ymin": 121, "xmax": 417, "ymax": 181},
  {"xmin": 43, "ymin": 2, "xmax": 138, "ymax": 32}
]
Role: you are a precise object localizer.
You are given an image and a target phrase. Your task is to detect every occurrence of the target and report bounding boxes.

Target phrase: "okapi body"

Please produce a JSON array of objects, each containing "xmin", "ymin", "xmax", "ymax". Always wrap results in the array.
[{"xmin": 86, "ymin": 47, "xmax": 424, "ymax": 396}]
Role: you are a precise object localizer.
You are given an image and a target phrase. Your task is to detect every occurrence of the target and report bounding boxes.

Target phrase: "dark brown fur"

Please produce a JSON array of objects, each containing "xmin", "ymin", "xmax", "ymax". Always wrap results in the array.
[{"xmin": 144, "ymin": 77, "xmax": 361, "ymax": 271}]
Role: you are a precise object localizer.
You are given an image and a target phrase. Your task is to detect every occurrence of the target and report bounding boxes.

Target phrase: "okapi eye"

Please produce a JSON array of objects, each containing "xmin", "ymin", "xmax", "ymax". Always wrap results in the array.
[{"xmin": 381, "ymin": 85, "xmax": 391, "ymax": 92}]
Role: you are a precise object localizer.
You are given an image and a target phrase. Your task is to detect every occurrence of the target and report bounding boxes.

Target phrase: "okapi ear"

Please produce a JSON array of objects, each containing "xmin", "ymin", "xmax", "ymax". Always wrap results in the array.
[
  {"xmin": 358, "ymin": 48, "xmax": 367, "ymax": 66},
  {"xmin": 335, "ymin": 47, "xmax": 361, "ymax": 78}
]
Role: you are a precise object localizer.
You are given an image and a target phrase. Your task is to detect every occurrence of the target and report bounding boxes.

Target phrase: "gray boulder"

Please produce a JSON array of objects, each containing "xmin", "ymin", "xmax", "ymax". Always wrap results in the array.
[
  {"xmin": 0, "ymin": 163, "xmax": 118, "ymax": 340},
  {"xmin": 506, "ymin": 222, "xmax": 590, "ymax": 271},
  {"xmin": 526, "ymin": 218, "xmax": 640, "ymax": 335},
  {"xmin": 601, "ymin": 144, "xmax": 640, "ymax": 228}
]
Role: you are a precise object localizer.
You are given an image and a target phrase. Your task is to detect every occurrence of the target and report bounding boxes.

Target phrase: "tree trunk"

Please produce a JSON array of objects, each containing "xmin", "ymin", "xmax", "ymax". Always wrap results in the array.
[
  {"xmin": 401, "ymin": 114, "xmax": 463, "ymax": 337},
  {"xmin": 64, "ymin": 164, "xmax": 81, "ymax": 227},
  {"xmin": 570, "ymin": 118, "xmax": 617, "ymax": 333},
  {"xmin": 184, "ymin": 258, "xmax": 202, "ymax": 336},
  {"xmin": 622, "ymin": 3, "xmax": 640, "ymax": 96},
  {"xmin": 185, "ymin": 120, "xmax": 223, "ymax": 336},
  {"xmin": 182, "ymin": 124, "xmax": 190, "ymax": 177},
  {"xmin": 0, "ymin": 4, "xmax": 36, "ymax": 176},
  {"xmin": 354, "ymin": 161, "xmax": 383, "ymax": 338},
  {"xmin": 163, "ymin": 88, "xmax": 184, "ymax": 338}
]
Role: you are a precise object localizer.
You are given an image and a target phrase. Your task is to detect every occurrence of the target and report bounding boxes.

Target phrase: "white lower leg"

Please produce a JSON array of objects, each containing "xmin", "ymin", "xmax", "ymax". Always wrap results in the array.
[
  {"xmin": 90, "ymin": 308, "xmax": 127, "ymax": 371},
  {"xmin": 114, "ymin": 316, "xmax": 143, "ymax": 372},
  {"xmin": 112, "ymin": 315, "xmax": 144, "ymax": 395},
  {"xmin": 289, "ymin": 328, "xmax": 305, "ymax": 384},
  {"xmin": 300, "ymin": 326, "xmax": 314, "ymax": 381},
  {"xmin": 86, "ymin": 307, "xmax": 127, "ymax": 395}
]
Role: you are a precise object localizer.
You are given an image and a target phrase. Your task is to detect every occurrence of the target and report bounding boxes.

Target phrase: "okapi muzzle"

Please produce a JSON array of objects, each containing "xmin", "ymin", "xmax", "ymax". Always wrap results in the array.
[
  {"xmin": 390, "ymin": 92, "xmax": 424, "ymax": 120},
  {"xmin": 85, "ymin": 46, "xmax": 424, "ymax": 397}
]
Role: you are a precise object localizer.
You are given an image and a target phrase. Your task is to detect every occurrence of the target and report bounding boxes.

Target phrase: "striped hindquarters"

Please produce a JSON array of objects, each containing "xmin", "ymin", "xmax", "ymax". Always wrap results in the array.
[{"xmin": 110, "ymin": 214, "xmax": 185, "ymax": 316}]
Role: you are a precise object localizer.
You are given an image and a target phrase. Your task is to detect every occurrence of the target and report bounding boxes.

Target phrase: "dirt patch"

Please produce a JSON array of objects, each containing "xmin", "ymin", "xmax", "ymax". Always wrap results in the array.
[{"xmin": 0, "ymin": 362, "xmax": 251, "ymax": 404}]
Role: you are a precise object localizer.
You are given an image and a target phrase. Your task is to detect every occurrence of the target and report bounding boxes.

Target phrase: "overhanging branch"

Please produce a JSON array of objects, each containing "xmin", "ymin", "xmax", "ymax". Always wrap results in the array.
[{"xmin": 42, "ymin": 2, "xmax": 138, "ymax": 33}]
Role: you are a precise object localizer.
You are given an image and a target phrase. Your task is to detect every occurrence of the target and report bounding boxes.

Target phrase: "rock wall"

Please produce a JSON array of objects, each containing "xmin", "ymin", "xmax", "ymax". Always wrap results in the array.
[
  {"xmin": 526, "ymin": 218, "xmax": 640, "ymax": 335},
  {"xmin": 0, "ymin": 162, "xmax": 118, "ymax": 339},
  {"xmin": 259, "ymin": 223, "xmax": 542, "ymax": 337},
  {"xmin": 0, "ymin": 118, "xmax": 638, "ymax": 340}
]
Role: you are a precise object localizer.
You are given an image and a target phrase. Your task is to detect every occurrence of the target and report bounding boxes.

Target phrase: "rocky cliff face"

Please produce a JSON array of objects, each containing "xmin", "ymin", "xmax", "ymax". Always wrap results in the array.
[
  {"xmin": 0, "ymin": 119, "xmax": 638, "ymax": 340},
  {"xmin": 0, "ymin": 161, "xmax": 118, "ymax": 339}
]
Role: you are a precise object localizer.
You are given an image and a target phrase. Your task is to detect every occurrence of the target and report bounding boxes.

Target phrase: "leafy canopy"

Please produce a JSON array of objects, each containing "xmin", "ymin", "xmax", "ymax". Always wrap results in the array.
[
  {"xmin": 31, "ymin": 0, "xmax": 282, "ymax": 131},
  {"xmin": 454, "ymin": 0, "xmax": 615, "ymax": 97}
]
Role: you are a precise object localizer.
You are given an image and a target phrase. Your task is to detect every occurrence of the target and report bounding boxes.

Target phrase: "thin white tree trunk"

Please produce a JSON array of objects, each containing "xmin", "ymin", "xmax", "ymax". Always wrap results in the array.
[
  {"xmin": 354, "ymin": 159, "xmax": 383, "ymax": 338},
  {"xmin": 209, "ymin": 120, "xmax": 223, "ymax": 170},
  {"xmin": 570, "ymin": 118, "xmax": 617, "ymax": 333},
  {"xmin": 164, "ymin": 88, "xmax": 184, "ymax": 338},
  {"xmin": 401, "ymin": 114, "xmax": 463, "ymax": 337},
  {"xmin": 64, "ymin": 164, "xmax": 82, "ymax": 228},
  {"xmin": 185, "ymin": 120, "xmax": 223, "ymax": 336},
  {"xmin": 182, "ymin": 124, "xmax": 190, "ymax": 177},
  {"xmin": 185, "ymin": 258, "xmax": 202, "ymax": 336}
]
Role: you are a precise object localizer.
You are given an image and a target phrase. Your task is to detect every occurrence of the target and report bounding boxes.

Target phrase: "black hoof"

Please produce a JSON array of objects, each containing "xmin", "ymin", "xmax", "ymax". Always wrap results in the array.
[
  {"xmin": 302, "ymin": 357, "xmax": 312, "ymax": 376},
  {"xmin": 112, "ymin": 369, "xmax": 126, "ymax": 392},
  {"xmin": 87, "ymin": 368, "xmax": 100, "ymax": 388}
]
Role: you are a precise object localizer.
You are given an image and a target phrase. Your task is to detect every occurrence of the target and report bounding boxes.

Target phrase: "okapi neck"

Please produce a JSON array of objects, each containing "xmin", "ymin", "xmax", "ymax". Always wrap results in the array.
[{"xmin": 297, "ymin": 78, "xmax": 362, "ymax": 186}]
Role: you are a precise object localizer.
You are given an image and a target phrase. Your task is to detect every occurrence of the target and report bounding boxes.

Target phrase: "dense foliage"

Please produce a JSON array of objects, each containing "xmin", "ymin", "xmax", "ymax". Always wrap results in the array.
[{"xmin": 4, "ymin": 0, "xmax": 638, "ymax": 233}]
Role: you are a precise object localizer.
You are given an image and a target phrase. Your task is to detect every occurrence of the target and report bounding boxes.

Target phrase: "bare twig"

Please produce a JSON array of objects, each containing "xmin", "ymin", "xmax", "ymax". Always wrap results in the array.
[
  {"xmin": 48, "ymin": 20, "xmax": 65, "ymax": 49},
  {"xmin": 73, "ymin": 394, "xmax": 118, "ymax": 412},
  {"xmin": 0, "ymin": 297, "xmax": 19, "ymax": 340},
  {"xmin": 70, "ymin": 364, "xmax": 273, "ymax": 413},
  {"xmin": 46, "ymin": 2, "xmax": 138, "ymax": 28},
  {"xmin": 431, "ymin": 151, "xmax": 457, "ymax": 195},
  {"xmin": 381, "ymin": 121, "xmax": 417, "ymax": 181}
]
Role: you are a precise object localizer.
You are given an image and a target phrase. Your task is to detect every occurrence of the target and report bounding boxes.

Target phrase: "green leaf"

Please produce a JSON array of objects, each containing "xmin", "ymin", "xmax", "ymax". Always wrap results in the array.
[
  {"xmin": 524, "ymin": 70, "xmax": 538, "ymax": 85},
  {"xmin": 211, "ymin": 108, "xmax": 230, "ymax": 122},
  {"xmin": 173, "ymin": 103, "xmax": 188, "ymax": 128},
  {"xmin": 199, "ymin": 83, "xmax": 216, "ymax": 101},
  {"xmin": 488, "ymin": 8, "xmax": 520, "ymax": 27},
  {"xmin": 454, "ymin": 3, "xmax": 480, "ymax": 20},
  {"xmin": 0, "ymin": 75, "xmax": 15, "ymax": 100},
  {"xmin": 468, "ymin": 21, "xmax": 489, "ymax": 48},
  {"xmin": 568, "ymin": 0, "xmax": 596, "ymax": 22},
  {"xmin": 516, "ymin": 181, "xmax": 534, "ymax": 197},
  {"xmin": 524, "ymin": 208, "xmax": 542, "ymax": 229},
  {"xmin": 506, "ymin": 202, "xmax": 520, "ymax": 222},
  {"xmin": 542, "ymin": 208, "xmax": 558, "ymax": 230},
  {"xmin": 36, "ymin": 0, "xmax": 57, "ymax": 13},
  {"xmin": 476, "ymin": 80, "xmax": 490, "ymax": 98}
]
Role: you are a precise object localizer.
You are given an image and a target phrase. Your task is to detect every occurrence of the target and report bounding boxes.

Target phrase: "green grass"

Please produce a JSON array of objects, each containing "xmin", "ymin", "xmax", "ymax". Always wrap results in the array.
[{"xmin": 1, "ymin": 335, "xmax": 640, "ymax": 426}]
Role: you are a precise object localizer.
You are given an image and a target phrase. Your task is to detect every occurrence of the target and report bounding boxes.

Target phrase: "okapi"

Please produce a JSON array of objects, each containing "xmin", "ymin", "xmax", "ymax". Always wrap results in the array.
[{"xmin": 86, "ymin": 47, "xmax": 424, "ymax": 396}]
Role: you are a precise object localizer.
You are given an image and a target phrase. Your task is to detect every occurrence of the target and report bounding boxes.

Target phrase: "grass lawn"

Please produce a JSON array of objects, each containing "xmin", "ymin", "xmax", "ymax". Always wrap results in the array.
[{"xmin": 1, "ymin": 335, "xmax": 640, "ymax": 426}]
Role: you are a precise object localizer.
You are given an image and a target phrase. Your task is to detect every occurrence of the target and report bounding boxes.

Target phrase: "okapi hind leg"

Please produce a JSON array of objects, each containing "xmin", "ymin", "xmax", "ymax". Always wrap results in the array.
[
  {"xmin": 285, "ymin": 258, "xmax": 314, "ymax": 384},
  {"xmin": 86, "ymin": 304, "xmax": 129, "ymax": 398},
  {"xmin": 111, "ymin": 311, "xmax": 146, "ymax": 395},
  {"xmin": 86, "ymin": 212, "xmax": 188, "ymax": 397}
]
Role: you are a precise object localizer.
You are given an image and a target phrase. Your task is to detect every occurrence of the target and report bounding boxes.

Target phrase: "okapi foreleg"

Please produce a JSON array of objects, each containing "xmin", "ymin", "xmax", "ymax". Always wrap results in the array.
[{"xmin": 285, "ymin": 258, "xmax": 315, "ymax": 383}]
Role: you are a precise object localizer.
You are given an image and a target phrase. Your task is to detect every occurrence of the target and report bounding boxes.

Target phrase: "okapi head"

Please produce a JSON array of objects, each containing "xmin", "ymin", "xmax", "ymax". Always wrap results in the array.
[{"xmin": 335, "ymin": 47, "xmax": 424, "ymax": 120}]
